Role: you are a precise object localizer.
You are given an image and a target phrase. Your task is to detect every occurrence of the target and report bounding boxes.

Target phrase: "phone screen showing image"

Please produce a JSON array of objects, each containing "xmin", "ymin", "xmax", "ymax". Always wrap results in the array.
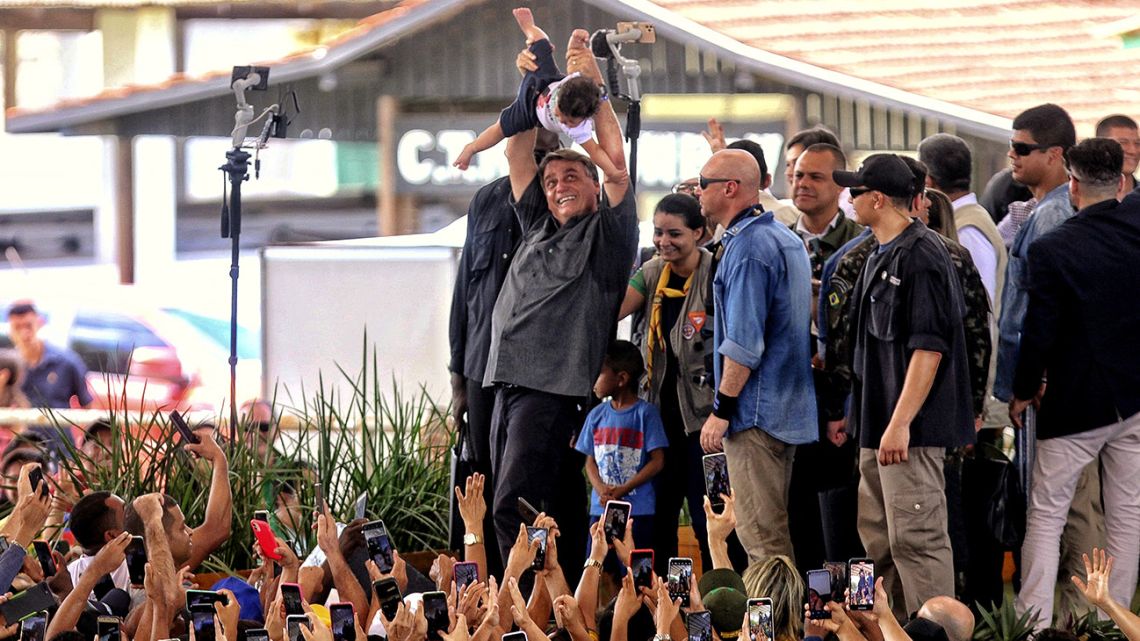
[
  {"xmin": 667, "ymin": 558, "xmax": 692, "ymax": 607},
  {"xmin": 527, "ymin": 527, "xmax": 547, "ymax": 571},
  {"xmin": 602, "ymin": 501, "xmax": 630, "ymax": 543},
  {"xmin": 630, "ymin": 550, "xmax": 654, "ymax": 590},
  {"xmin": 191, "ymin": 607, "xmax": 216, "ymax": 641},
  {"xmin": 286, "ymin": 616, "xmax": 309, "ymax": 641},
  {"xmin": 454, "ymin": 562, "xmax": 479, "ymax": 591},
  {"xmin": 848, "ymin": 560, "xmax": 875, "ymax": 610},
  {"xmin": 96, "ymin": 617, "xmax": 121, "ymax": 641},
  {"xmin": 281, "ymin": 584, "xmax": 304, "ymax": 616},
  {"xmin": 823, "ymin": 562, "xmax": 847, "ymax": 605},
  {"xmin": 687, "ymin": 611, "xmax": 712, "ymax": 641},
  {"xmin": 806, "ymin": 570, "xmax": 831, "ymax": 618},
  {"xmin": 330, "ymin": 604, "xmax": 355, "ymax": 641},
  {"xmin": 20, "ymin": 613, "xmax": 47, "ymax": 641},
  {"xmin": 703, "ymin": 453, "xmax": 730, "ymax": 509},
  {"xmin": 373, "ymin": 579, "xmax": 402, "ymax": 621},
  {"xmin": 363, "ymin": 521, "xmax": 394, "ymax": 573},
  {"xmin": 747, "ymin": 599, "xmax": 773, "ymax": 641},
  {"xmin": 423, "ymin": 592, "xmax": 449, "ymax": 641}
]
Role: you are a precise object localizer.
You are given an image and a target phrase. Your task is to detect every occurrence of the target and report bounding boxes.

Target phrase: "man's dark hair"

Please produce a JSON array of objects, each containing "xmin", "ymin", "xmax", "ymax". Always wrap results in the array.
[
  {"xmin": 1065, "ymin": 137, "xmax": 1124, "ymax": 193},
  {"xmin": 84, "ymin": 419, "xmax": 113, "ymax": 441},
  {"xmin": 604, "ymin": 340, "xmax": 644, "ymax": 390},
  {"xmin": 71, "ymin": 491, "xmax": 120, "ymax": 551},
  {"xmin": 801, "ymin": 143, "xmax": 847, "ymax": 173},
  {"xmin": 1095, "ymin": 114, "xmax": 1138, "ymax": 137},
  {"xmin": 538, "ymin": 148, "xmax": 599, "ymax": 186},
  {"xmin": 899, "ymin": 156, "xmax": 930, "ymax": 205},
  {"xmin": 726, "ymin": 139, "xmax": 769, "ymax": 180},
  {"xmin": 917, "ymin": 133, "xmax": 972, "ymax": 193},
  {"xmin": 6, "ymin": 302, "xmax": 35, "ymax": 318},
  {"xmin": 788, "ymin": 126, "xmax": 839, "ymax": 151},
  {"xmin": 123, "ymin": 494, "xmax": 178, "ymax": 538},
  {"xmin": 1, "ymin": 447, "xmax": 44, "ymax": 472},
  {"xmin": 1011, "ymin": 104, "xmax": 1076, "ymax": 151},
  {"xmin": 654, "ymin": 193, "xmax": 705, "ymax": 234},
  {"xmin": 556, "ymin": 76, "xmax": 602, "ymax": 120}
]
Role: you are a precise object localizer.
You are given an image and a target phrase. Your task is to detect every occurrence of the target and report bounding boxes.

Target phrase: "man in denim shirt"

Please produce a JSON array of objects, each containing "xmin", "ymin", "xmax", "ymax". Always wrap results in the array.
[
  {"xmin": 993, "ymin": 104, "xmax": 1104, "ymax": 618},
  {"xmin": 697, "ymin": 149, "xmax": 817, "ymax": 563}
]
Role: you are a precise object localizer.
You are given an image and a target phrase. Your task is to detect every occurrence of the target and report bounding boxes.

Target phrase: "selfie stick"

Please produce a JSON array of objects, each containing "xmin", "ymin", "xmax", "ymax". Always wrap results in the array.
[
  {"xmin": 219, "ymin": 65, "xmax": 275, "ymax": 437},
  {"xmin": 592, "ymin": 28, "xmax": 645, "ymax": 191}
]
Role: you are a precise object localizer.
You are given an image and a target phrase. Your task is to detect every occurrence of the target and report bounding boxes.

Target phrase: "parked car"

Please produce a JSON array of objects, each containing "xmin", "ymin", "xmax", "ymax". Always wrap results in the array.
[{"xmin": 1, "ymin": 297, "xmax": 261, "ymax": 413}]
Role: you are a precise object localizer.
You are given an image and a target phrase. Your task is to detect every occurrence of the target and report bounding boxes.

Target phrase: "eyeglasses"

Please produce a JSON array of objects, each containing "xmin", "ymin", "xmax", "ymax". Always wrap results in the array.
[
  {"xmin": 849, "ymin": 187, "xmax": 872, "ymax": 199},
  {"xmin": 698, "ymin": 176, "xmax": 740, "ymax": 190},
  {"xmin": 1009, "ymin": 140, "xmax": 1053, "ymax": 156},
  {"xmin": 672, "ymin": 181, "xmax": 699, "ymax": 195}
]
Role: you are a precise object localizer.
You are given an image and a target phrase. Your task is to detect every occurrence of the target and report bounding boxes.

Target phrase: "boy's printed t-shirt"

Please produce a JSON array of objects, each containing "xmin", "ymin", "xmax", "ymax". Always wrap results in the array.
[{"xmin": 574, "ymin": 399, "xmax": 669, "ymax": 516}]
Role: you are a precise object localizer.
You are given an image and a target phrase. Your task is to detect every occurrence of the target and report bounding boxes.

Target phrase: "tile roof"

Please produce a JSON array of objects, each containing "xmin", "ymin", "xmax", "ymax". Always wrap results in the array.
[
  {"xmin": 4, "ymin": 0, "xmax": 451, "ymax": 130},
  {"xmin": 640, "ymin": 0, "xmax": 1140, "ymax": 134},
  {"xmin": 7, "ymin": 0, "xmax": 1139, "ymax": 135}
]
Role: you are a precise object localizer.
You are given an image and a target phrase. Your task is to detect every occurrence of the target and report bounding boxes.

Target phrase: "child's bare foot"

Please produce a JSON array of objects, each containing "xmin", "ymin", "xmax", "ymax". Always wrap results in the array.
[
  {"xmin": 513, "ymin": 8, "xmax": 548, "ymax": 43},
  {"xmin": 568, "ymin": 28, "xmax": 591, "ymax": 51}
]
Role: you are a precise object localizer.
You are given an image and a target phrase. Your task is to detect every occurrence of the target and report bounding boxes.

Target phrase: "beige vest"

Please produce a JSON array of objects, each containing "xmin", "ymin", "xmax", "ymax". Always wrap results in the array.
[
  {"xmin": 637, "ymin": 251, "xmax": 715, "ymax": 434},
  {"xmin": 955, "ymin": 202, "xmax": 1009, "ymax": 428}
]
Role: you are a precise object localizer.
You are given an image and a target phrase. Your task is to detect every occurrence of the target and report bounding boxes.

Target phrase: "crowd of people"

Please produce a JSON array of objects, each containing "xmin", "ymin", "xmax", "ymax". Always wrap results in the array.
[
  {"xmin": 0, "ymin": 9, "xmax": 1139, "ymax": 641},
  {"xmin": 446, "ymin": 6, "xmax": 1140, "ymax": 641}
]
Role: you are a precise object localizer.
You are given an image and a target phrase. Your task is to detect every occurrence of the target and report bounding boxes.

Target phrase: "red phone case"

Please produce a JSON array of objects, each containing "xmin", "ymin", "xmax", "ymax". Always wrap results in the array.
[{"xmin": 251, "ymin": 519, "xmax": 283, "ymax": 561}]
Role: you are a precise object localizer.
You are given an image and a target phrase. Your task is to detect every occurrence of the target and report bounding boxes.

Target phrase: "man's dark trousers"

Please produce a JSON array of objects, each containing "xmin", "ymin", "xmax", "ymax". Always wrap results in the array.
[
  {"xmin": 491, "ymin": 385, "xmax": 587, "ymax": 587},
  {"xmin": 465, "ymin": 378, "xmax": 502, "ymax": 575}
]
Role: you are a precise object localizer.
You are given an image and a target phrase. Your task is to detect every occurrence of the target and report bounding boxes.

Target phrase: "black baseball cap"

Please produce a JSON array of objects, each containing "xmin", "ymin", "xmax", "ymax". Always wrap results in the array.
[{"xmin": 833, "ymin": 154, "xmax": 915, "ymax": 198}]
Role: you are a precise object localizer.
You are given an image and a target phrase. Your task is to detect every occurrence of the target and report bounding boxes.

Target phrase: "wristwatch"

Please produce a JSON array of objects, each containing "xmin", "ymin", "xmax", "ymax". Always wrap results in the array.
[
  {"xmin": 653, "ymin": 635, "xmax": 671, "ymax": 641},
  {"xmin": 584, "ymin": 558, "xmax": 603, "ymax": 570},
  {"xmin": 462, "ymin": 532, "xmax": 482, "ymax": 546}
]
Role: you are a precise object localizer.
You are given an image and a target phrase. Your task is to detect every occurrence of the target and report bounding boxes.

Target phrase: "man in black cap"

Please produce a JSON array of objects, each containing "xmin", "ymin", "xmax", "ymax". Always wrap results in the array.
[{"xmin": 835, "ymin": 154, "xmax": 974, "ymax": 617}]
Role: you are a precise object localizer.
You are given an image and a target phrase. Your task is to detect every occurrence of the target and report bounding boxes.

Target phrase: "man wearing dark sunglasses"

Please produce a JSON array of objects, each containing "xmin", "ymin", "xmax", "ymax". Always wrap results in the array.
[
  {"xmin": 697, "ymin": 149, "xmax": 816, "ymax": 564},
  {"xmin": 995, "ymin": 103, "xmax": 1076, "ymax": 406},
  {"xmin": 835, "ymin": 153, "xmax": 973, "ymax": 617}
]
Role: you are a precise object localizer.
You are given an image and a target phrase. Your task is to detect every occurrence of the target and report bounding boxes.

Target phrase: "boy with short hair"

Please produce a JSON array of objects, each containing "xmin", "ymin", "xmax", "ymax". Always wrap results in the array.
[
  {"xmin": 574, "ymin": 340, "xmax": 667, "ymax": 551},
  {"xmin": 453, "ymin": 8, "xmax": 622, "ymax": 180}
]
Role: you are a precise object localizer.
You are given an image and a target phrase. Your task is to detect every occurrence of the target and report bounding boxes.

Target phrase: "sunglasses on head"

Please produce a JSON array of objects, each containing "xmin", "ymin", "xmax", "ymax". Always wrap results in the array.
[
  {"xmin": 672, "ymin": 181, "xmax": 699, "ymax": 195},
  {"xmin": 698, "ymin": 176, "xmax": 740, "ymax": 190},
  {"xmin": 1009, "ymin": 140, "xmax": 1053, "ymax": 156}
]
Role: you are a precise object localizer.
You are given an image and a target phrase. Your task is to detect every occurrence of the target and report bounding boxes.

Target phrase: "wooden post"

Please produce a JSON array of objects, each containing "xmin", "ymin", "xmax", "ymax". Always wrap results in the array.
[
  {"xmin": 114, "ymin": 136, "xmax": 136, "ymax": 284},
  {"xmin": 377, "ymin": 94, "xmax": 399, "ymax": 236},
  {"xmin": 2, "ymin": 30, "xmax": 17, "ymax": 112}
]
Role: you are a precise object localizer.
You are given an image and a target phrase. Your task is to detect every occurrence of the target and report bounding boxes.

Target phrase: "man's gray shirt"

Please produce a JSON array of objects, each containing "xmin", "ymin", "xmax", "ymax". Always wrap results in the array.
[{"xmin": 483, "ymin": 176, "xmax": 638, "ymax": 397}]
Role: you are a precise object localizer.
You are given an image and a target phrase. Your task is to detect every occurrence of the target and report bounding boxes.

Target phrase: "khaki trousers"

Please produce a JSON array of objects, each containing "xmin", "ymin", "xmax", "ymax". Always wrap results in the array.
[
  {"xmin": 724, "ymin": 427, "xmax": 796, "ymax": 564},
  {"xmin": 858, "ymin": 447, "xmax": 955, "ymax": 619}
]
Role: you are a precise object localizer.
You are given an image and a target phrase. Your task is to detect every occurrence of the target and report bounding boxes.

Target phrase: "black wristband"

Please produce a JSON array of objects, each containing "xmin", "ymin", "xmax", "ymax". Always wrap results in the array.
[{"xmin": 712, "ymin": 391, "xmax": 738, "ymax": 419}]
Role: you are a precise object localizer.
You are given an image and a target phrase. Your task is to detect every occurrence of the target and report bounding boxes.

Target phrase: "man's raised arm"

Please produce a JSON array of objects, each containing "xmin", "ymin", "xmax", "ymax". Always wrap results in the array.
[
  {"xmin": 566, "ymin": 46, "xmax": 627, "ymax": 204},
  {"xmin": 506, "ymin": 128, "xmax": 538, "ymax": 201}
]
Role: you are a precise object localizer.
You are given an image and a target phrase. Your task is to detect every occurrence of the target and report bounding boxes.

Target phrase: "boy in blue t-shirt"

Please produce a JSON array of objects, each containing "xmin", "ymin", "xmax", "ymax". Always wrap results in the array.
[{"xmin": 574, "ymin": 340, "xmax": 667, "ymax": 556}]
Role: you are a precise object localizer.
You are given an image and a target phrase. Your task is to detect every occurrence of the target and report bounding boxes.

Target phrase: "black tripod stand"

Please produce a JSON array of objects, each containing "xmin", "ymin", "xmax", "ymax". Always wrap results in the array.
[
  {"xmin": 218, "ymin": 66, "xmax": 273, "ymax": 438},
  {"xmin": 592, "ymin": 28, "xmax": 646, "ymax": 191}
]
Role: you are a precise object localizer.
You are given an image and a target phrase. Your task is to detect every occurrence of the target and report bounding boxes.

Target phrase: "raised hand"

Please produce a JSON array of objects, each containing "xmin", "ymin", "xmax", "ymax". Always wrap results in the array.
[{"xmin": 1072, "ymin": 547, "xmax": 1115, "ymax": 610}]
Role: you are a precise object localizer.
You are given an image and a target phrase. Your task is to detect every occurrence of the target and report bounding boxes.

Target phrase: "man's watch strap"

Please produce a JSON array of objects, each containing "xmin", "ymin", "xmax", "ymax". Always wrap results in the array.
[
  {"xmin": 583, "ymin": 558, "xmax": 603, "ymax": 570},
  {"xmin": 463, "ymin": 532, "xmax": 482, "ymax": 545}
]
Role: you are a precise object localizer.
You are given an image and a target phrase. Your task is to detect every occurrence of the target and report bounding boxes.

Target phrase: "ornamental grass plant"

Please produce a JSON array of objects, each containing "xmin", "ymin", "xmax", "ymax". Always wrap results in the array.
[{"xmin": 1, "ymin": 343, "xmax": 454, "ymax": 574}]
